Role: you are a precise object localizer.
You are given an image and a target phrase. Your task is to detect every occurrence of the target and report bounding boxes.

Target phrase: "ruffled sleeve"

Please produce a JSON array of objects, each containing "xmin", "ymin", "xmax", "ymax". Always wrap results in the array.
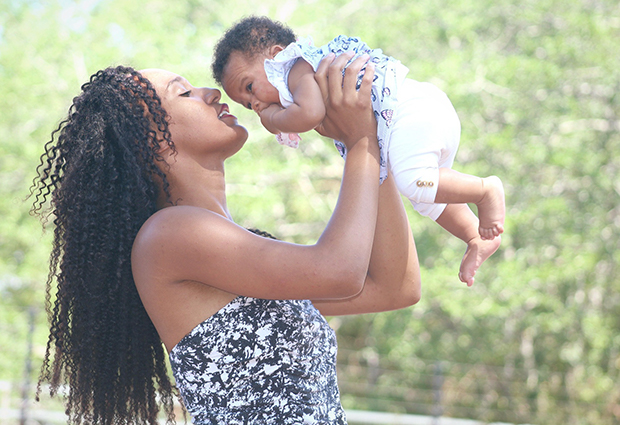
[
  {"xmin": 264, "ymin": 37, "xmax": 320, "ymax": 147},
  {"xmin": 264, "ymin": 37, "xmax": 320, "ymax": 108}
]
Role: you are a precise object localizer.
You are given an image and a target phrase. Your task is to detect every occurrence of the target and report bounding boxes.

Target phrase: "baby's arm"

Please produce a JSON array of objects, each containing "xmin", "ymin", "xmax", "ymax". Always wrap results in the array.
[{"xmin": 260, "ymin": 60, "xmax": 326, "ymax": 134}]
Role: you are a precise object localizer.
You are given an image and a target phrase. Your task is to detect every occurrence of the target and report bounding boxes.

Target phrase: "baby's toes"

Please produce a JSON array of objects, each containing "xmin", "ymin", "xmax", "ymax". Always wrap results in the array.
[{"xmin": 479, "ymin": 227, "xmax": 494, "ymax": 240}]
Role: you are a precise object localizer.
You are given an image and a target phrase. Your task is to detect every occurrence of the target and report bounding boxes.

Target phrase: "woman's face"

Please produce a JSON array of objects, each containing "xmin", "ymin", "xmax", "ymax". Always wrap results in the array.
[{"xmin": 141, "ymin": 69, "xmax": 249, "ymax": 158}]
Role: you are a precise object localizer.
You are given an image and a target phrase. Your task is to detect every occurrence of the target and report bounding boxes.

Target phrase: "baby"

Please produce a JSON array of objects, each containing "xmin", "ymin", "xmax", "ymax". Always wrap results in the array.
[{"xmin": 212, "ymin": 16, "xmax": 505, "ymax": 286}]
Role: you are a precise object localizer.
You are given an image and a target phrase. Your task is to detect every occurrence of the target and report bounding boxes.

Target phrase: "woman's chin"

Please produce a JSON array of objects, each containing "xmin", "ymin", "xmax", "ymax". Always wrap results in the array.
[{"xmin": 227, "ymin": 126, "xmax": 249, "ymax": 156}]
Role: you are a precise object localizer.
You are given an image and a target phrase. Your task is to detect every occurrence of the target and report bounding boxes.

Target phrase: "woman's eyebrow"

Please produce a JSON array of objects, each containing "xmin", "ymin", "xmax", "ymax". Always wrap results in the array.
[{"xmin": 166, "ymin": 76, "xmax": 185, "ymax": 91}]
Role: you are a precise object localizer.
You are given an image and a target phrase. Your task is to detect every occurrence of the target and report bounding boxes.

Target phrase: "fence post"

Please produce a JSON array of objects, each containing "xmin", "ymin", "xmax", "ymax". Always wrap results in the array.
[{"xmin": 431, "ymin": 361, "xmax": 444, "ymax": 425}]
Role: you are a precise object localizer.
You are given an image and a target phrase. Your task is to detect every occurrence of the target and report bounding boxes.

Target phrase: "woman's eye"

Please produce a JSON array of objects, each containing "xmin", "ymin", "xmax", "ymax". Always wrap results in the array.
[{"xmin": 180, "ymin": 90, "xmax": 191, "ymax": 97}]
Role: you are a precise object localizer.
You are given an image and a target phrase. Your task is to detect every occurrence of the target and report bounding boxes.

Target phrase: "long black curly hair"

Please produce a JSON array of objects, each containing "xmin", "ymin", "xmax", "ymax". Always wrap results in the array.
[
  {"xmin": 30, "ymin": 65, "xmax": 178, "ymax": 425},
  {"xmin": 211, "ymin": 15, "xmax": 296, "ymax": 85}
]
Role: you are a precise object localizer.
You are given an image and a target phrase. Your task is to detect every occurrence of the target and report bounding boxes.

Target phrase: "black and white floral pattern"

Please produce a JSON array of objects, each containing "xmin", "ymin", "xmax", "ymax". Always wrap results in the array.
[{"xmin": 169, "ymin": 296, "xmax": 347, "ymax": 424}]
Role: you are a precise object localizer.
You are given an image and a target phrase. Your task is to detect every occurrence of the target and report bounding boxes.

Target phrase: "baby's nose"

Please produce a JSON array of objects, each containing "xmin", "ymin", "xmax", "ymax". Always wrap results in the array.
[{"xmin": 252, "ymin": 99, "xmax": 262, "ymax": 113}]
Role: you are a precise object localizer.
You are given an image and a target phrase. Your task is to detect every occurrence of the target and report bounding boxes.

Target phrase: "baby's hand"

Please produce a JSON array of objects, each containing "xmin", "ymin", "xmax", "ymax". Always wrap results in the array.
[{"xmin": 259, "ymin": 104, "xmax": 283, "ymax": 135}]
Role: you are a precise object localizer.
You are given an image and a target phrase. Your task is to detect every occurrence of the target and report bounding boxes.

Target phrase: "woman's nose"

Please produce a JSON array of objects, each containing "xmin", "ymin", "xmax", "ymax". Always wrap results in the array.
[{"xmin": 201, "ymin": 87, "xmax": 221, "ymax": 103}]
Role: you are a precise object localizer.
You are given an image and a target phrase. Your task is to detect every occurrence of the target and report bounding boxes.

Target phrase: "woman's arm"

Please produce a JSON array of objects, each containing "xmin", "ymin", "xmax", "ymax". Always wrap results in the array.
[
  {"xmin": 133, "ymin": 53, "xmax": 381, "ymax": 301},
  {"xmin": 260, "ymin": 60, "xmax": 326, "ymax": 134},
  {"xmin": 311, "ymin": 53, "xmax": 422, "ymax": 315},
  {"xmin": 312, "ymin": 173, "xmax": 421, "ymax": 315}
]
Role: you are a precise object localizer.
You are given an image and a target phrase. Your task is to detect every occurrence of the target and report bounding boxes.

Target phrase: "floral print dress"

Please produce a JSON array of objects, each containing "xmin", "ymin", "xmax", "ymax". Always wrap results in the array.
[{"xmin": 169, "ymin": 296, "xmax": 347, "ymax": 424}]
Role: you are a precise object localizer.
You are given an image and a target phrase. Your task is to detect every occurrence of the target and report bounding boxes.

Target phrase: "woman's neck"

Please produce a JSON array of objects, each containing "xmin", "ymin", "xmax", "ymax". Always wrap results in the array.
[{"xmin": 157, "ymin": 155, "xmax": 232, "ymax": 221}]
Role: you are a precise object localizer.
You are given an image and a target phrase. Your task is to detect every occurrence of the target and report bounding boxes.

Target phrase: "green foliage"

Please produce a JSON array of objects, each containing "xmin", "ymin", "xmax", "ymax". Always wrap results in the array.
[{"xmin": 1, "ymin": 0, "xmax": 619, "ymax": 423}]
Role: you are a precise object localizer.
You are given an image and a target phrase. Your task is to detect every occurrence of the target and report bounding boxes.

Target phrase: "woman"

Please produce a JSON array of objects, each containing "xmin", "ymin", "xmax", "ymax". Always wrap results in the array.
[{"xmin": 32, "ymin": 52, "xmax": 420, "ymax": 424}]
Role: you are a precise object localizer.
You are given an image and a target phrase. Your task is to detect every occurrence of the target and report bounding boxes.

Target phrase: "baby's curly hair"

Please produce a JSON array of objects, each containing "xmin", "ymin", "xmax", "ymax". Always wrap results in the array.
[
  {"xmin": 31, "ymin": 66, "xmax": 178, "ymax": 425},
  {"xmin": 212, "ymin": 16, "xmax": 296, "ymax": 85}
]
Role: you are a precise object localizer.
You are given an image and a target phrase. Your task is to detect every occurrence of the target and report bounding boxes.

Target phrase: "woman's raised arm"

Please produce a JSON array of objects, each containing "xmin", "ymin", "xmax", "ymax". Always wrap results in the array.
[
  {"xmin": 312, "ymin": 53, "xmax": 422, "ymax": 315},
  {"xmin": 312, "ymin": 173, "xmax": 421, "ymax": 315}
]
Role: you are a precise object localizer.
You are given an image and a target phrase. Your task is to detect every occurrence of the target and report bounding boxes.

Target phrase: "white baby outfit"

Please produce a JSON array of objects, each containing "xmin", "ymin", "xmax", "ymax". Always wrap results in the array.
[{"xmin": 264, "ymin": 36, "xmax": 461, "ymax": 220}]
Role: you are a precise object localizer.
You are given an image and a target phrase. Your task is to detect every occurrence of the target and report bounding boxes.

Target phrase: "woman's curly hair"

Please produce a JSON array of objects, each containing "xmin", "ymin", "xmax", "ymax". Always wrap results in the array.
[
  {"xmin": 211, "ymin": 15, "xmax": 296, "ymax": 85},
  {"xmin": 30, "ymin": 65, "xmax": 178, "ymax": 425}
]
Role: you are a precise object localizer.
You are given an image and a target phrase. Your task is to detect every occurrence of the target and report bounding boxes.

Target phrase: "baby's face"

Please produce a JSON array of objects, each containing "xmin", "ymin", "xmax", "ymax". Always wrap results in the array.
[{"xmin": 221, "ymin": 51, "xmax": 281, "ymax": 114}]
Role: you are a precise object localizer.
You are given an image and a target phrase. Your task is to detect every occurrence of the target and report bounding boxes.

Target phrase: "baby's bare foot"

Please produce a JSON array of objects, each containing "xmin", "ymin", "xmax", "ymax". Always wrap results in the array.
[
  {"xmin": 478, "ymin": 176, "xmax": 505, "ymax": 240},
  {"xmin": 459, "ymin": 235, "xmax": 501, "ymax": 287}
]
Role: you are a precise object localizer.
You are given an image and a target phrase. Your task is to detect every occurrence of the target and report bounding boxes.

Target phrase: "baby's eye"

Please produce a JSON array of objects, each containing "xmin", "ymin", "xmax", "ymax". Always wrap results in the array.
[
  {"xmin": 180, "ymin": 90, "xmax": 191, "ymax": 97},
  {"xmin": 246, "ymin": 83, "xmax": 253, "ymax": 93},
  {"xmin": 246, "ymin": 102, "xmax": 252, "ymax": 110}
]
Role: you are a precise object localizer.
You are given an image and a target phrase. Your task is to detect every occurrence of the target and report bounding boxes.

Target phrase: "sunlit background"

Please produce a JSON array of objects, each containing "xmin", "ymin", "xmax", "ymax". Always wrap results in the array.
[{"xmin": 1, "ymin": 0, "xmax": 619, "ymax": 424}]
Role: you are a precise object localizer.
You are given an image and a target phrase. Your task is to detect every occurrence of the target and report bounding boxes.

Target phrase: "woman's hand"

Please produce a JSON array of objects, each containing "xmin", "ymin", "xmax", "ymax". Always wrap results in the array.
[{"xmin": 314, "ymin": 52, "xmax": 377, "ymax": 150}]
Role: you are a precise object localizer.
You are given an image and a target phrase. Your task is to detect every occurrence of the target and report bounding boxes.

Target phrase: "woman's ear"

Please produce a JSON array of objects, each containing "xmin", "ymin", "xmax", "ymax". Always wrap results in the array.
[
  {"xmin": 151, "ymin": 128, "xmax": 174, "ymax": 157},
  {"xmin": 268, "ymin": 44, "xmax": 285, "ymax": 59}
]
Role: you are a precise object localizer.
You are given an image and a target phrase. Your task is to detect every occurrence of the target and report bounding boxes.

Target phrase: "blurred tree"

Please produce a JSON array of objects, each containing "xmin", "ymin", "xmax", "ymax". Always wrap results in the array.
[{"xmin": 0, "ymin": 0, "xmax": 618, "ymax": 423}]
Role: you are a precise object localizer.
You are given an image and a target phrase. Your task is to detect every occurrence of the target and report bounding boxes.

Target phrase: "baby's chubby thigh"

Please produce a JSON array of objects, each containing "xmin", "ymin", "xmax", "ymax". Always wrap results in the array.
[{"xmin": 387, "ymin": 80, "xmax": 461, "ymax": 219}]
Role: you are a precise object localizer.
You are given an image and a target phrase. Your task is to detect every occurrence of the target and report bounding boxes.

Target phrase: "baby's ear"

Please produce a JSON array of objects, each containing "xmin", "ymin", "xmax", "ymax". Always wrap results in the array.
[{"xmin": 268, "ymin": 44, "xmax": 285, "ymax": 58}]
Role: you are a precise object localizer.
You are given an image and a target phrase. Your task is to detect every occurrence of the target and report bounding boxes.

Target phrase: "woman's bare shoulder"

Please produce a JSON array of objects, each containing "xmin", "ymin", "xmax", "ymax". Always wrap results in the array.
[
  {"xmin": 136, "ymin": 205, "xmax": 221, "ymax": 237},
  {"xmin": 136, "ymin": 205, "xmax": 240, "ymax": 245},
  {"xmin": 131, "ymin": 206, "xmax": 238, "ymax": 276}
]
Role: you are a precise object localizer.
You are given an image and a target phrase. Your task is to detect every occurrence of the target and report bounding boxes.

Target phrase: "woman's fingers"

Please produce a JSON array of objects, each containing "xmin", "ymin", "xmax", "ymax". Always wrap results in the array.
[
  {"xmin": 341, "ymin": 54, "xmax": 367, "ymax": 94},
  {"xmin": 327, "ymin": 51, "xmax": 355, "ymax": 105},
  {"xmin": 315, "ymin": 51, "xmax": 377, "ymax": 143},
  {"xmin": 315, "ymin": 53, "xmax": 335, "ymax": 106},
  {"xmin": 357, "ymin": 60, "xmax": 375, "ymax": 102}
]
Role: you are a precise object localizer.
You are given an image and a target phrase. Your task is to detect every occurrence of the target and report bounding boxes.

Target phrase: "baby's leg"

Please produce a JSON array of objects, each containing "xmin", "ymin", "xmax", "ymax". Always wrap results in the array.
[
  {"xmin": 388, "ymin": 80, "xmax": 503, "ymax": 283},
  {"xmin": 388, "ymin": 81, "xmax": 460, "ymax": 218},
  {"xmin": 434, "ymin": 169, "xmax": 505, "ymax": 240},
  {"xmin": 388, "ymin": 79, "xmax": 505, "ymax": 240},
  {"xmin": 435, "ymin": 204, "xmax": 501, "ymax": 286}
]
